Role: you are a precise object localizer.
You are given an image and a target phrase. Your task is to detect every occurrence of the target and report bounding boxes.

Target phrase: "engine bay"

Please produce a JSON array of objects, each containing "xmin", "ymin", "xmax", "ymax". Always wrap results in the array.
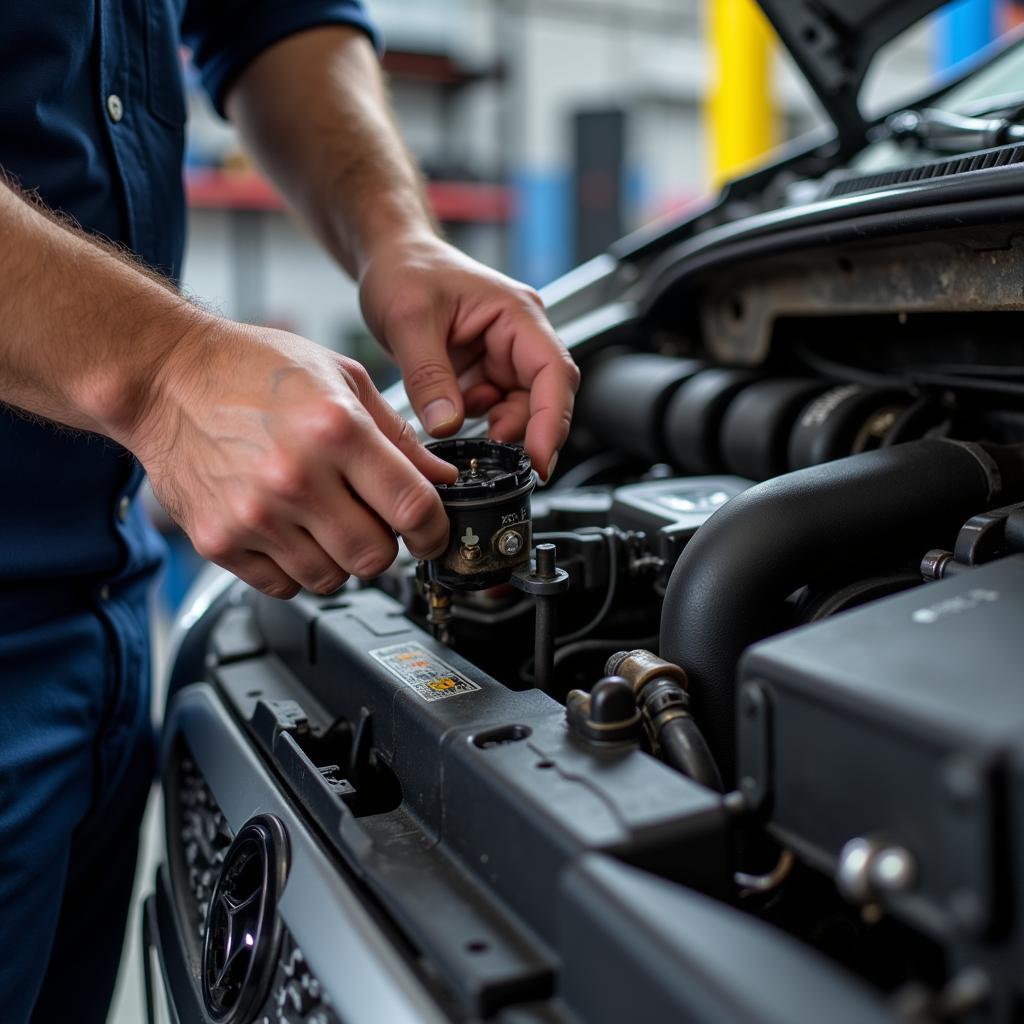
[{"xmin": 159, "ymin": 314, "xmax": 1024, "ymax": 1022}]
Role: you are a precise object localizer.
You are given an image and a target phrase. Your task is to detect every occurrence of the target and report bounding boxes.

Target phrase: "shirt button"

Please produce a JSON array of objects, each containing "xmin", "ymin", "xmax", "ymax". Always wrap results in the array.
[
  {"xmin": 106, "ymin": 94, "xmax": 124, "ymax": 123},
  {"xmin": 98, "ymin": 584, "xmax": 110, "ymax": 601},
  {"xmin": 118, "ymin": 495, "xmax": 131, "ymax": 522}
]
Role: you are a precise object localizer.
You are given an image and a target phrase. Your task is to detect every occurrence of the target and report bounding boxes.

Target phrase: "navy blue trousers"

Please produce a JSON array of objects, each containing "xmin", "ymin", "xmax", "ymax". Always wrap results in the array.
[{"xmin": 0, "ymin": 580, "xmax": 155, "ymax": 1023}]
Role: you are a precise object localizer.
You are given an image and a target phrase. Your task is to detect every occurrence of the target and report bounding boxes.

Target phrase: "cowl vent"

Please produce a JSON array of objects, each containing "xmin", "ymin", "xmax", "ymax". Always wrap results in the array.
[{"xmin": 826, "ymin": 142, "xmax": 1024, "ymax": 198}]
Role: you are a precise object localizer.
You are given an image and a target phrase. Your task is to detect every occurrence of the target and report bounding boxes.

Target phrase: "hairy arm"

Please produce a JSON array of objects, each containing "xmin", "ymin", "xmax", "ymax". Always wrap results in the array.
[
  {"xmin": 0, "ymin": 179, "xmax": 197, "ymax": 436},
  {"xmin": 226, "ymin": 27, "xmax": 579, "ymax": 477},
  {"xmin": 0, "ymin": 177, "xmax": 455, "ymax": 597}
]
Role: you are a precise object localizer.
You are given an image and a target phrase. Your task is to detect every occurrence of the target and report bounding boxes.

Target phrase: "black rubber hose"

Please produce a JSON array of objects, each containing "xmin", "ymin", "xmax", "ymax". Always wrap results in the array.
[
  {"xmin": 659, "ymin": 438, "xmax": 1023, "ymax": 785},
  {"xmin": 657, "ymin": 715, "xmax": 724, "ymax": 792}
]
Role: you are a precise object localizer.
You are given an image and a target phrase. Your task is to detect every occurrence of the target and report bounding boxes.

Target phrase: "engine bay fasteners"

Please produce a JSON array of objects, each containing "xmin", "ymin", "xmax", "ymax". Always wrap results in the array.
[
  {"xmin": 837, "ymin": 836, "xmax": 917, "ymax": 906},
  {"xmin": 498, "ymin": 529, "xmax": 524, "ymax": 557}
]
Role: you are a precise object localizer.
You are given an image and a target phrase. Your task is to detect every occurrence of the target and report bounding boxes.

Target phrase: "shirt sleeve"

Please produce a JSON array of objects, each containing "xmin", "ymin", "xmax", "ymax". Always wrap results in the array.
[{"xmin": 182, "ymin": 0, "xmax": 383, "ymax": 117}]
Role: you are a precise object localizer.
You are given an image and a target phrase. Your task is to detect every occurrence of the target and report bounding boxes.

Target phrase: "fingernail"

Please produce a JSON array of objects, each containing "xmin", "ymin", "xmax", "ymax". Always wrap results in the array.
[
  {"xmin": 423, "ymin": 398, "xmax": 457, "ymax": 434},
  {"xmin": 543, "ymin": 452, "xmax": 559, "ymax": 484}
]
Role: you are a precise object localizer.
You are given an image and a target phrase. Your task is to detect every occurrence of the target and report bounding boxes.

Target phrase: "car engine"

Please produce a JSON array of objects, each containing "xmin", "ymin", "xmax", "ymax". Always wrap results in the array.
[{"xmin": 151, "ymin": 321, "xmax": 1024, "ymax": 1023}]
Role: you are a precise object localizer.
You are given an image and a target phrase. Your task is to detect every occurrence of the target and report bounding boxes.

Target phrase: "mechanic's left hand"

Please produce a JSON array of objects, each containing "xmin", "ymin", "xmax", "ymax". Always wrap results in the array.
[{"xmin": 358, "ymin": 233, "xmax": 580, "ymax": 481}]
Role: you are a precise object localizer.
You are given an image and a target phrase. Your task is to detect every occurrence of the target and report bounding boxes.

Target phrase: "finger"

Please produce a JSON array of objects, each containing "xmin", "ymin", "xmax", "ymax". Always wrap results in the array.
[
  {"xmin": 387, "ymin": 313, "xmax": 464, "ymax": 437},
  {"xmin": 478, "ymin": 304, "xmax": 578, "ymax": 478},
  {"xmin": 227, "ymin": 551, "xmax": 301, "ymax": 600},
  {"xmin": 298, "ymin": 484, "xmax": 401, "ymax": 579},
  {"xmin": 456, "ymin": 357, "xmax": 503, "ymax": 417},
  {"xmin": 455, "ymin": 354, "xmax": 487, "ymax": 392},
  {"xmin": 451, "ymin": 337, "xmax": 486, "ymax": 376},
  {"xmin": 522, "ymin": 354, "xmax": 578, "ymax": 480},
  {"xmin": 265, "ymin": 524, "xmax": 352, "ymax": 594},
  {"xmin": 347, "ymin": 366, "xmax": 458, "ymax": 484},
  {"xmin": 488, "ymin": 389, "xmax": 530, "ymax": 444},
  {"xmin": 224, "ymin": 490, "xmax": 351, "ymax": 595},
  {"xmin": 324, "ymin": 395, "xmax": 450, "ymax": 559},
  {"xmin": 343, "ymin": 428, "xmax": 450, "ymax": 559},
  {"xmin": 464, "ymin": 381, "xmax": 503, "ymax": 418}
]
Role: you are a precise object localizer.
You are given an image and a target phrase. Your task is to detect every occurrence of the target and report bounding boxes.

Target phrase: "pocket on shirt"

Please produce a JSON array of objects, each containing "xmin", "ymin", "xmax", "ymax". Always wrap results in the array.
[{"xmin": 145, "ymin": 0, "xmax": 187, "ymax": 129}]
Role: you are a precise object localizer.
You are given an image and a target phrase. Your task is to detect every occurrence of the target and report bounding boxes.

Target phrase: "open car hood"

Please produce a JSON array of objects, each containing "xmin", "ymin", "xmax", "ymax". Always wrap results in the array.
[{"xmin": 757, "ymin": 0, "xmax": 948, "ymax": 154}]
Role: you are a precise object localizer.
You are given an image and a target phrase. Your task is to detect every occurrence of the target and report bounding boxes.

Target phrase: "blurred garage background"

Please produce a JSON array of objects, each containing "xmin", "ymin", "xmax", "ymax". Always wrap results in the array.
[{"xmin": 178, "ymin": 0, "xmax": 934, "ymax": 366}]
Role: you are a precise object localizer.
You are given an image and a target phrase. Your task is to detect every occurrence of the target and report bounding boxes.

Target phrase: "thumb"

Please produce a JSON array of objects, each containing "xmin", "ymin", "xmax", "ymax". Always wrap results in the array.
[
  {"xmin": 349, "ymin": 365, "xmax": 459, "ymax": 485},
  {"xmin": 392, "ymin": 325, "xmax": 464, "ymax": 438}
]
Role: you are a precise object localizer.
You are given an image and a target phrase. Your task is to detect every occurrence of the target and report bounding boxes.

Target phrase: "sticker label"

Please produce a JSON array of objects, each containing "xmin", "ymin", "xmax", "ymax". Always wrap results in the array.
[{"xmin": 368, "ymin": 643, "xmax": 483, "ymax": 702}]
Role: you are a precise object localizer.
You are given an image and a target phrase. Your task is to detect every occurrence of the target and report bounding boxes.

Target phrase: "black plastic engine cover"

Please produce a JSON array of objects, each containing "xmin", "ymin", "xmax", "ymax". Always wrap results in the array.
[{"xmin": 738, "ymin": 555, "xmax": 1024, "ymax": 1019}]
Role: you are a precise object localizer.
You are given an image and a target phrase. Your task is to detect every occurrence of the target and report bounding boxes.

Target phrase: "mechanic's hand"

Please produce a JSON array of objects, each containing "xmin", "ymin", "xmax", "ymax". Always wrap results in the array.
[
  {"xmin": 130, "ymin": 321, "xmax": 458, "ymax": 599},
  {"xmin": 358, "ymin": 233, "xmax": 580, "ymax": 481}
]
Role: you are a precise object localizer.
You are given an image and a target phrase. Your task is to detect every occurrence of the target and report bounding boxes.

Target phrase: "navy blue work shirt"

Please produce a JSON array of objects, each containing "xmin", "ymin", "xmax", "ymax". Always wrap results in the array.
[{"xmin": 0, "ymin": 0, "xmax": 379, "ymax": 600}]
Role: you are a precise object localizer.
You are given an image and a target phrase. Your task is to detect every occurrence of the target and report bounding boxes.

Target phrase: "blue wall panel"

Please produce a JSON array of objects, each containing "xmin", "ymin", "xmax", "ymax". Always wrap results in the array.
[
  {"xmin": 510, "ymin": 169, "xmax": 572, "ymax": 288},
  {"xmin": 935, "ymin": 0, "xmax": 999, "ymax": 71}
]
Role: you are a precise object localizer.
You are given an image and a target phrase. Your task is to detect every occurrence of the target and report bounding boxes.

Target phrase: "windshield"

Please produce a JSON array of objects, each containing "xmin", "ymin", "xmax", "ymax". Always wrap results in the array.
[{"xmin": 934, "ymin": 34, "xmax": 1024, "ymax": 114}]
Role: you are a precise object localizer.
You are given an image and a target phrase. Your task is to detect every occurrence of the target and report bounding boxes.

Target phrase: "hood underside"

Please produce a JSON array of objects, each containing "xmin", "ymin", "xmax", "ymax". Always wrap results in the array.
[{"xmin": 757, "ymin": 1, "xmax": 948, "ymax": 154}]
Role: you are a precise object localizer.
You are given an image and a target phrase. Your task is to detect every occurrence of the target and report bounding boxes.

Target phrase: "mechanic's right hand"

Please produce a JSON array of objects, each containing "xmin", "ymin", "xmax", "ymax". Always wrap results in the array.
[{"xmin": 129, "ymin": 320, "xmax": 458, "ymax": 599}]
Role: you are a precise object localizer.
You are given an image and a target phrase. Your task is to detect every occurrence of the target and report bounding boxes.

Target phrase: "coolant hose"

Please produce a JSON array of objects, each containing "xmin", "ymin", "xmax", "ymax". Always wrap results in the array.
[
  {"xmin": 606, "ymin": 649, "xmax": 724, "ymax": 791},
  {"xmin": 656, "ymin": 712, "xmax": 724, "ymax": 791},
  {"xmin": 659, "ymin": 438, "xmax": 1024, "ymax": 785}
]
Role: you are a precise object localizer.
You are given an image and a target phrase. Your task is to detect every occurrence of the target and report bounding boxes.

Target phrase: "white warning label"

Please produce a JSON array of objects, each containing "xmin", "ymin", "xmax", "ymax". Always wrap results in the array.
[{"xmin": 368, "ymin": 643, "xmax": 483, "ymax": 702}]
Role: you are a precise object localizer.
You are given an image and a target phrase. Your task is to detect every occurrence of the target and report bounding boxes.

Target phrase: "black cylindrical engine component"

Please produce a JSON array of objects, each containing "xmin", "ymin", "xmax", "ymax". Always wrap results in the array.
[
  {"xmin": 659, "ymin": 438, "xmax": 1022, "ymax": 784},
  {"xmin": 719, "ymin": 378, "xmax": 828, "ymax": 480},
  {"xmin": 663, "ymin": 368, "xmax": 759, "ymax": 475},
  {"xmin": 787, "ymin": 384, "xmax": 912, "ymax": 470},
  {"xmin": 576, "ymin": 352, "xmax": 705, "ymax": 463},
  {"xmin": 427, "ymin": 438, "xmax": 536, "ymax": 590}
]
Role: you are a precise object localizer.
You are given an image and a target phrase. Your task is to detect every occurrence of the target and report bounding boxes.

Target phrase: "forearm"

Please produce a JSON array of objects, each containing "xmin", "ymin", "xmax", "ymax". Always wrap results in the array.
[
  {"xmin": 225, "ymin": 26, "xmax": 436, "ymax": 278},
  {"xmin": 0, "ymin": 179, "xmax": 208, "ymax": 439},
  {"xmin": 222, "ymin": 24, "xmax": 579, "ymax": 477}
]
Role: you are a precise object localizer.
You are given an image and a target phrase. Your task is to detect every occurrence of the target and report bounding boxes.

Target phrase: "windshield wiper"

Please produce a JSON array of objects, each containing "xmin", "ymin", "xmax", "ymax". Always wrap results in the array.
[{"xmin": 884, "ymin": 107, "xmax": 1024, "ymax": 154}]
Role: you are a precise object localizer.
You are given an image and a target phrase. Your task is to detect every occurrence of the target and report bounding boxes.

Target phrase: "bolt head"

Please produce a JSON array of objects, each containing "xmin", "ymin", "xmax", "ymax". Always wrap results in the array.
[
  {"xmin": 837, "ymin": 837, "xmax": 877, "ymax": 904},
  {"xmin": 498, "ymin": 530, "xmax": 523, "ymax": 557},
  {"xmin": 870, "ymin": 846, "xmax": 916, "ymax": 894},
  {"xmin": 838, "ymin": 837, "xmax": 916, "ymax": 905}
]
